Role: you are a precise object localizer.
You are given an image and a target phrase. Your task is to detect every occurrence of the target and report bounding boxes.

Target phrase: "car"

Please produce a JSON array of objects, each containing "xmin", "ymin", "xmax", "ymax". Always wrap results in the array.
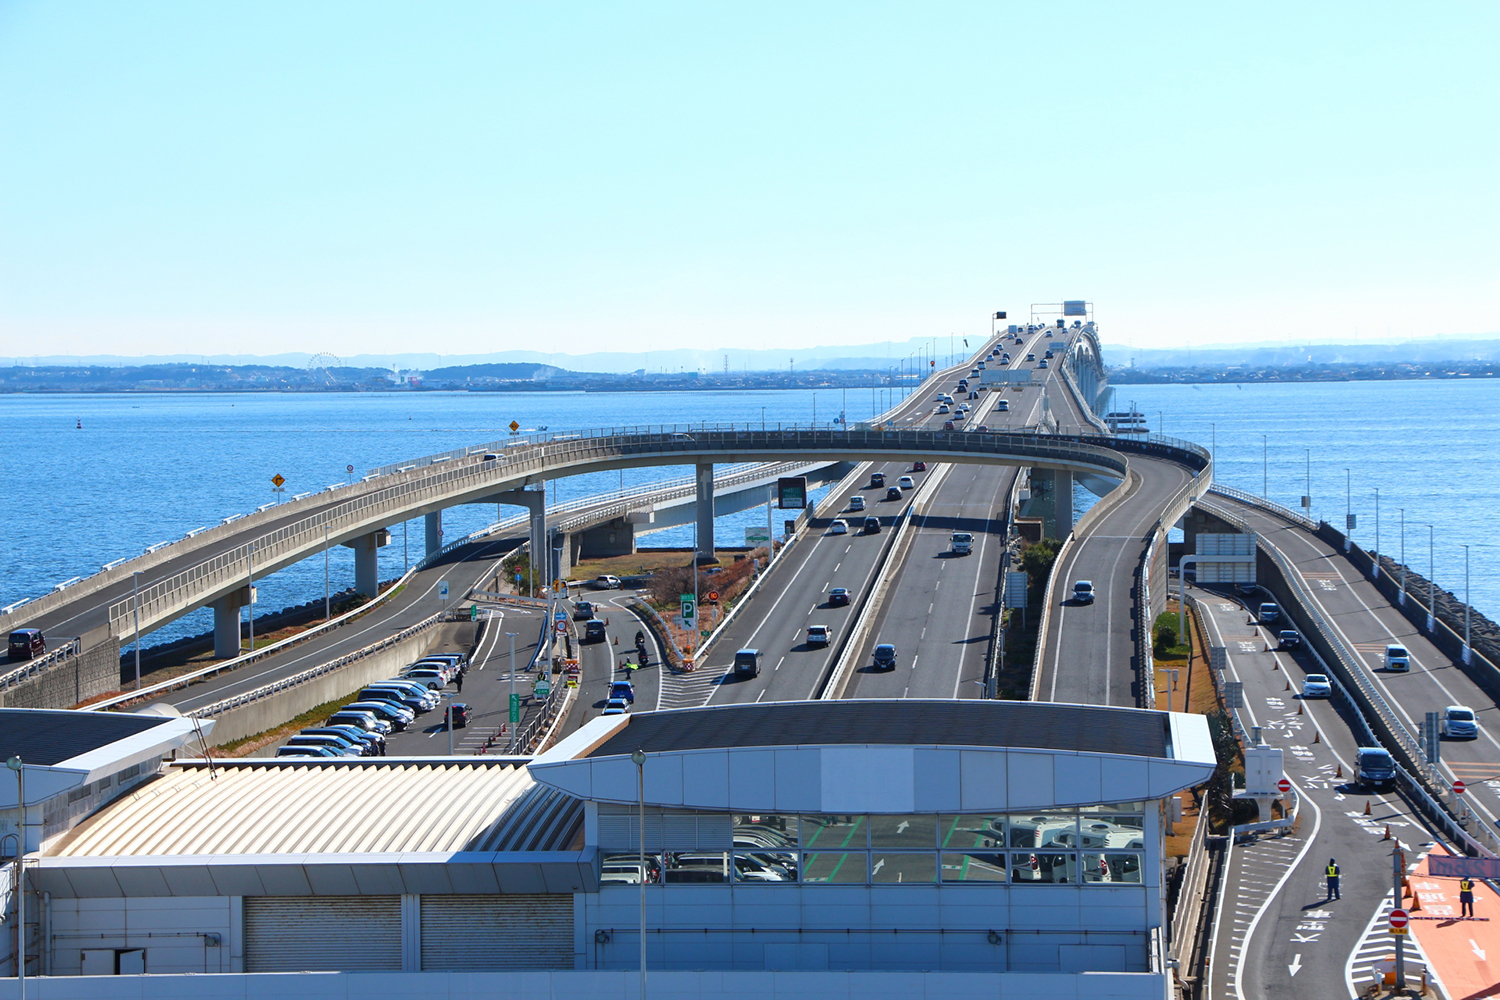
[
  {"xmin": 898, "ymin": 475, "xmax": 915, "ymax": 490},
  {"xmin": 405, "ymin": 661, "xmax": 455, "ymax": 682},
  {"xmin": 1025, "ymin": 353, "xmax": 1035, "ymax": 362},
  {"xmin": 1353, "ymin": 747, "xmax": 1396, "ymax": 790},
  {"xmin": 345, "ymin": 700, "xmax": 414, "ymax": 730},
  {"xmin": 1072, "ymin": 580, "xmax": 1095, "ymax": 604},
  {"xmin": 444, "ymin": 702, "xmax": 471, "ymax": 727},
  {"xmin": 912, "ymin": 461, "xmax": 926, "ymax": 472},
  {"xmin": 807, "ymin": 625, "xmax": 831, "ymax": 647},
  {"xmin": 1440, "ymin": 705, "xmax": 1479, "ymax": 738},
  {"xmin": 327, "ymin": 710, "xmax": 391, "ymax": 735},
  {"xmin": 307, "ymin": 725, "xmax": 385, "ymax": 754},
  {"xmin": 362, "ymin": 681, "xmax": 439, "ymax": 712},
  {"xmin": 286, "ymin": 734, "xmax": 363, "ymax": 756},
  {"xmin": 977, "ymin": 361, "xmax": 986, "ymax": 370},
  {"xmin": 828, "ymin": 587, "xmax": 851, "ymax": 606},
  {"xmin": 573, "ymin": 600, "xmax": 595, "ymax": 620},
  {"xmin": 1301, "ymin": 674, "xmax": 1332, "ymax": 698},
  {"xmin": 1044, "ymin": 350, "xmax": 1054, "ymax": 359},
  {"xmin": 602, "ymin": 698, "xmax": 630, "ymax": 716},
  {"xmin": 970, "ymin": 369, "xmax": 980, "ymax": 377},
  {"xmin": 829, "ymin": 519, "xmax": 849, "ymax": 535},
  {"xmin": 400, "ymin": 669, "xmax": 448, "ymax": 690},
  {"xmin": 872, "ymin": 644, "xmax": 898, "ymax": 671},
  {"xmin": 594, "ymin": 575, "xmax": 621, "ymax": 590},
  {"xmin": 1278, "ymin": 630, "xmax": 1301, "ymax": 649},
  {"xmin": 950, "ymin": 531, "xmax": 973, "ymax": 555},
  {"xmin": 943, "ymin": 420, "xmax": 956, "ymax": 431},
  {"xmin": 1037, "ymin": 360, "xmax": 1048, "ymax": 369},
  {"xmin": 975, "ymin": 425, "xmax": 990, "ymax": 433},
  {"xmin": 1384, "ymin": 644, "xmax": 1410, "ymax": 671},
  {"xmin": 734, "ymin": 649, "xmax": 761, "ymax": 678},
  {"xmin": 995, "ymin": 400, "xmax": 1009, "ymax": 412},
  {"xmin": 885, "ymin": 486, "xmax": 902, "ymax": 500},
  {"xmin": 848, "ymin": 494, "xmax": 866, "ymax": 511},
  {"xmin": 937, "ymin": 403, "xmax": 951, "ymax": 414},
  {"xmin": 7, "ymin": 628, "xmax": 44, "ymax": 660},
  {"xmin": 1257, "ymin": 603, "xmax": 1280, "ymax": 625},
  {"xmin": 610, "ymin": 680, "xmax": 635, "ymax": 704},
  {"xmin": 585, "ymin": 619, "xmax": 608, "ymax": 643},
  {"xmin": 863, "ymin": 516, "xmax": 881, "ymax": 534},
  {"xmin": 870, "ymin": 472, "xmax": 886, "ymax": 488},
  {"xmin": 276, "ymin": 745, "xmax": 338, "ymax": 758},
  {"xmin": 956, "ymin": 380, "xmax": 968, "ymax": 390}
]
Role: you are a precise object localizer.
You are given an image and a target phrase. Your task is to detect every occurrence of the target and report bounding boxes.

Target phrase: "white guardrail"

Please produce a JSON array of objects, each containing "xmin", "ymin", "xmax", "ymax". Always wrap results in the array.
[{"xmin": 0, "ymin": 638, "xmax": 82, "ymax": 694}]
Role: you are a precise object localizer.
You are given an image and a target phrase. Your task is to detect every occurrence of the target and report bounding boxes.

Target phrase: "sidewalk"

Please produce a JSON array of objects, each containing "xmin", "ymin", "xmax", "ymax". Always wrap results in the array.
[{"xmin": 1408, "ymin": 846, "xmax": 1500, "ymax": 999}]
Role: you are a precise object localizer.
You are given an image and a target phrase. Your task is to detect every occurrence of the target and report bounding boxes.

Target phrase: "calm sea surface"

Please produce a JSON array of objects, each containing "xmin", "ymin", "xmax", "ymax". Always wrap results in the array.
[{"xmin": 2, "ymin": 379, "xmax": 1496, "ymax": 646}]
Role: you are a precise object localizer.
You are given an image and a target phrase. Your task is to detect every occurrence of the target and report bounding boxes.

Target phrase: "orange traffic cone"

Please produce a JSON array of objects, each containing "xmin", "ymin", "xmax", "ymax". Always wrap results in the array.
[
  {"xmin": 1273, "ymin": 661, "xmax": 1280, "ymax": 671},
  {"xmin": 1410, "ymin": 892, "xmax": 1421, "ymax": 912},
  {"xmin": 1383, "ymin": 825, "xmax": 1391, "ymax": 840},
  {"xmin": 1336, "ymin": 764, "xmax": 1343, "ymax": 779},
  {"xmin": 1298, "ymin": 703, "xmax": 1304, "ymax": 715},
  {"xmin": 1313, "ymin": 731, "xmax": 1320, "ymax": 743},
  {"xmin": 1285, "ymin": 680, "xmax": 1291, "ymax": 691},
  {"xmin": 1364, "ymin": 800, "xmax": 1372, "ymax": 816}
]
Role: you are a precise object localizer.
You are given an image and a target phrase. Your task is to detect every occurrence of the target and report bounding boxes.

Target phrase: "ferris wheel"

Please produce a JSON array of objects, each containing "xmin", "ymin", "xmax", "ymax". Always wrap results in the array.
[{"xmin": 305, "ymin": 352, "xmax": 343, "ymax": 385}]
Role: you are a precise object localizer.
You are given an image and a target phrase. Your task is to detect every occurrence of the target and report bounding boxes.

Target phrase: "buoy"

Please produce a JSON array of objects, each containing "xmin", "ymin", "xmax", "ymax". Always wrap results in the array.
[
  {"xmin": 1365, "ymin": 800, "xmax": 1372, "ymax": 816},
  {"xmin": 76, "ymin": 418, "xmax": 82, "ymax": 429}
]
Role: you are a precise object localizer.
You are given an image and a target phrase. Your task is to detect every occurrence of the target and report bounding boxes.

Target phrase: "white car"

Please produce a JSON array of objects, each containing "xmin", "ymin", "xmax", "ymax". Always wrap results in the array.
[
  {"xmin": 1441, "ymin": 705, "xmax": 1478, "ymax": 738},
  {"xmin": 848, "ymin": 495, "xmax": 866, "ymax": 511},
  {"xmin": 829, "ymin": 519, "xmax": 849, "ymax": 535},
  {"xmin": 594, "ymin": 575, "xmax": 621, "ymax": 590},
  {"xmin": 898, "ymin": 475, "xmax": 915, "ymax": 490},
  {"xmin": 806, "ymin": 625, "xmax": 831, "ymax": 647},
  {"xmin": 1301, "ymin": 674, "xmax": 1332, "ymax": 699}
]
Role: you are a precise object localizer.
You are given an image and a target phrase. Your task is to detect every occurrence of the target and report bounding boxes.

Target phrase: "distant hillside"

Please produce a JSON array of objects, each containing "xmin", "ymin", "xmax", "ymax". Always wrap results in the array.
[
  {"xmin": 1106, "ymin": 338, "xmax": 1500, "ymax": 369},
  {"xmin": 422, "ymin": 363, "xmax": 569, "ymax": 381}
]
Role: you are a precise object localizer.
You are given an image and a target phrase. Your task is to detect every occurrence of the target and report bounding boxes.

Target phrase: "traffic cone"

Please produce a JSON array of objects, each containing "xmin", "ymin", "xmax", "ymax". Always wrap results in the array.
[
  {"xmin": 1336, "ymin": 764, "xmax": 1343, "ymax": 779},
  {"xmin": 1298, "ymin": 703, "xmax": 1303, "ymax": 715},
  {"xmin": 1410, "ymin": 892, "xmax": 1421, "ymax": 912},
  {"xmin": 1273, "ymin": 661, "xmax": 1280, "ymax": 671},
  {"xmin": 1285, "ymin": 680, "xmax": 1291, "ymax": 691},
  {"xmin": 1383, "ymin": 825, "xmax": 1391, "ymax": 840},
  {"xmin": 1365, "ymin": 800, "xmax": 1372, "ymax": 816},
  {"xmin": 613, "ymin": 636, "xmax": 618, "ymax": 645},
  {"xmin": 1264, "ymin": 642, "xmax": 1270, "ymax": 652},
  {"xmin": 1313, "ymin": 731, "xmax": 1320, "ymax": 743}
]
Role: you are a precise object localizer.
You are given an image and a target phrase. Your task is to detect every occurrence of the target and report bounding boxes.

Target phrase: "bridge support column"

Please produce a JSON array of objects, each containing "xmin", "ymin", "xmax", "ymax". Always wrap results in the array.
[
  {"xmin": 1025, "ymin": 469, "xmax": 1074, "ymax": 540},
  {"xmin": 345, "ymin": 530, "xmax": 390, "ymax": 599},
  {"xmin": 211, "ymin": 589, "xmax": 249, "ymax": 659},
  {"xmin": 695, "ymin": 462, "xmax": 716, "ymax": 564},
  {"xmin": 476, "ymin": 488, "xmax": 546, "ymax": 587},
  {"xmin": 425, "ymin": 511, "xmax": 443, "ymax": 558}
]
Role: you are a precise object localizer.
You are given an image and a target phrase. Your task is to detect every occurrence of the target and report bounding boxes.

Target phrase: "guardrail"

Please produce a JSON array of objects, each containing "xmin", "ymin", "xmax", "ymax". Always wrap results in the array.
[
  {"xmin": 508, "ymin": 666, "xmax": 572, "ymax": 754},
  {"xmin": 1232, "ymin": 784, "xmax": 1301, "ymax": 837},
  {"xmin": 821, "ymin": 494, "xmax": 920, "ymax": 700},
  {"xmin": 0, "ymin": 638, "xmax": 81, "ymax": 694},
  {"xmin": 1208, "ymin": 482, "xmax": 1316, "ymax": 531},
  {"xmin": 1138, "ymin": 531, "xmax": 1161, "ymax": 710}
]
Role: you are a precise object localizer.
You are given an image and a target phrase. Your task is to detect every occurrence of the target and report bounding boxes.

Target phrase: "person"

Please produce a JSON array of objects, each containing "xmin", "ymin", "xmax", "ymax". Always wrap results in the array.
[
  {"xmin": 1326, "ymin": 859, "xmax": 1341, "ymax": 900},
  {"xmin": 1461, "ymin": 876, "xmax": 1475, "ymax": 917},
  {"xmin": 635, "ymin": 630, "xmax": 645, "ymax": 648},
  {"xmin": 454, "ymin": 671, "xmax": 463, "ymax": 693}
]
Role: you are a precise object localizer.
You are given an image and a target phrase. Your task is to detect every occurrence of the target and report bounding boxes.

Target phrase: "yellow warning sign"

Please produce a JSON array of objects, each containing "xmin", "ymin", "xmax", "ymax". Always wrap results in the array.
[{"xmin": 271, "ymin": 474, "xmax": 285, "ymax": 487}]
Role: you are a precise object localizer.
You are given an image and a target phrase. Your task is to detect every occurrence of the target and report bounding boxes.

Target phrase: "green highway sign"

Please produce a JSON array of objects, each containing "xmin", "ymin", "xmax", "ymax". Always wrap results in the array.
[
  {"xmin": 700, "ymin": 629, "xmax": 711, "ymax": 638},
  {"xmin": 509, "ymin": 693, "xmax": 521, "ymax": 723}
]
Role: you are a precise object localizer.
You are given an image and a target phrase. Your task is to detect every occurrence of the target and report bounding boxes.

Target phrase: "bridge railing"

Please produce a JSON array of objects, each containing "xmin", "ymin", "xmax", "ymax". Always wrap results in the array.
[{"xmin": 0, "ymin": 638, "xmax": 81, "ymax": 694}]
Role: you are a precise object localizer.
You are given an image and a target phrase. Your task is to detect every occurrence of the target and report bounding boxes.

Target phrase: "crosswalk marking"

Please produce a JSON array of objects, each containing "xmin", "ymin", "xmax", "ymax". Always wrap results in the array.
[
  {"xmin": 1344, "ymin": 895, "xmax": 1432, "ymax": 996},
  {"xmin": 658, "ymin": 663, "xmax": 731, "ymax": 709}
]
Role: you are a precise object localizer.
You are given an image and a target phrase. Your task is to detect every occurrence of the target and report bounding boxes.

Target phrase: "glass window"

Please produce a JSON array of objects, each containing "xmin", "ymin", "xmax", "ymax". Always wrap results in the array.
[
  {"xmin": 661, "ymin": 851, "xmax": 730, "ymax": 883},
  {"xmin": 1009, "ymin": 851, "xmax": 1078, "ymax": 884},
  {"xmin": 600, "ymin": 851, "xmax": 662, "ymax": 885},
  {"xmin": 939, "ymin": 814, "xmax": 1006, "ymax": 851},
  {"xmin": 802, "ymin": 852, "xmax": 868, "ymax": 883},
  {"xmin": 1078, "ymin": 815, "xmax": 1146, "ymax": 851},
  {"xmin": 869, "ymin": 814, "xmax": 936, "ymax": 848},
  {"xmin": 941, "ymin": 852, "xmax": 1008, "ymax": 883},
  {"xmin": 733, "ymin": 851, "xmax": 798, "ymax": 883},
  {"xmin": 872, "ymin": 852, "xmax": 936, "ymax": 883},
  {"xmin": 1006, "ymin": 812, "xmax": 1079, "ymax": 849},
  {"xmin": 1080, "ymin": 801, "xmax": 1146, "ymax": 814},
  {"xmin": 733, "ymin": 814, "xmax": 802, "ymax": 850},
  {"xmin": 1081, "ymin": 852, "xmax": 1144, "ymax": 884},
  {"xmin": 801, "ymin": 815, "xmax": 867, "ymax": 851}
]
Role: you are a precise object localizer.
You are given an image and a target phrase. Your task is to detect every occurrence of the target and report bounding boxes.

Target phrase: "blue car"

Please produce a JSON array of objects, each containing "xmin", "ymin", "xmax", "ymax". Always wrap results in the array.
[{"xmin": 610, "ymin": 680, "xmax": 635, "ymax": 704}]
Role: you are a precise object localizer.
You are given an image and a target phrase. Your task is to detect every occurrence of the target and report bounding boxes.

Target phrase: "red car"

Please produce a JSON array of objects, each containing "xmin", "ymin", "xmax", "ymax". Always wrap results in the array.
[
  {"xmin": 943, "ymin": 420, "xmax": 955, "ymax": 431},
  {"xmin": 8, "ymin": 629, "xmax": 44, "ymax": 660},
  {"xmin": 912, "ymin": 461, "xmax": 927, "ymax": 472}
]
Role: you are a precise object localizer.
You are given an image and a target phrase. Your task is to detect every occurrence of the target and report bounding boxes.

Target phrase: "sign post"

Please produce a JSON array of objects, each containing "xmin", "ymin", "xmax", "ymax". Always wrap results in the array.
[
  {"xmin": 1276, "ymin": 777, "xmax": 1291, "ymax": 795},
  {"xmin": 271, "ymin": 473, "xmax": 286, "ymax": 503},
  {"xmin": 1389, "ymin": 909, "xmax": 1408, "ymax": 935}
]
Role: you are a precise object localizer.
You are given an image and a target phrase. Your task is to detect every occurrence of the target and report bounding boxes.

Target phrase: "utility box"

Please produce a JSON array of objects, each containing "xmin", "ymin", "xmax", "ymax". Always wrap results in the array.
[{"xmin": 1242, "ymin": 744, "xmax": 1285, "ymax": 797}]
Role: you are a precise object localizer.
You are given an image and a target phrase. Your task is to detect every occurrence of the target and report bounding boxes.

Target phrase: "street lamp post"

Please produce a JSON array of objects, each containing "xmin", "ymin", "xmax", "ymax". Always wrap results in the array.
[
  {"xmin": 1304, "ymin": 449, "xmax": 1311, "ymax": 521},
  {"xmin": 1262, "ymin": 434, "xmax": 1268, "ymax": 498},
  {"xmin": 246, "ymin": 543, "xmax": 255, "ymax": 655},
  {"xmin": 506, "ymin": 632, "xmax": 519, "ymax": 753},
  {"xmin": 1344, "ymin": 468, "xmax": 1352, "ymax": 551},
  {"xmin": 1399, "ymin": 509, "xmax": 1406, "ymax": 604},
  {"xmin": 324, "ymin": 525, "xmax": 331, "ymax": 621},
  {"xmin": 7, "ymin": 754, "xmax": 24, "ymax": 1000},
  {"xmin": 1372, "ymin": 489, "xmax": 1380, "ymax": 581},
  {"xmin": 1428, "ymin": 525, "xmax": 1436, "ymax": 633},
  {"xmin": 1463, "ymin": 544, "xmax": 1471, "ymax": 663},
  {"xmin": 632, "ymin": 748, "xmax": 648, "ymax": 999},
  {"xmin": 131, "ymin": 570, "xmax": 143, "ymax": 689}
]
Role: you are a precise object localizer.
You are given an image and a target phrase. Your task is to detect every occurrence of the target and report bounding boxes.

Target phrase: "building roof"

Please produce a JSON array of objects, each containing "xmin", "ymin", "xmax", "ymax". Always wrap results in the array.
[
  {"xmin": 49, "ymin": 759, "xmax": 582, "ymax": 858},
  {"xmin": 585, "ymin": 700, "xmax": 1169, "ymax": 759},
  {"xmin": 0, "ymin": 708, "xmax": 170, "ymax": 767}
]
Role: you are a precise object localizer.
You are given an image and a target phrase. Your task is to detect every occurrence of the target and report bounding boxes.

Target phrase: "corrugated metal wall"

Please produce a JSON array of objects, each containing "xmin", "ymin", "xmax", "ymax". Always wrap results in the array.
[
  {"xmin": 420, "ymin": 894, "xmax": 573, "ymax": 970},
  {"xmin": 244, "ymin": 896, "xmax": 401, "ymax": 971}
]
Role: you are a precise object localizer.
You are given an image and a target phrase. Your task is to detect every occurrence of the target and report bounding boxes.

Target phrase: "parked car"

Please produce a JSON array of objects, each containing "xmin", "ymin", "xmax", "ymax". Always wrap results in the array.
[
  {"xmin": 327, "ymin": 710, "xmax": 391, "ymax": 735},
  {"xmin": 807, "ymin": 625, "xmax": 831, "ymax": 647},
  {"xmin": 1353, "ymin": 747, "xmax": 1396, "ymax": 790},
  {"xmin": 828, "ymin": 587, "xmax": 851, "ymax": 607},
  {"xmin": 7, "ymin": 629, "xmax": 44, "ymax": 660},
  {"xmin": 1384, "ymin": 644, "xmax": 1411, "ymax": 671},
  {"xmin": 610, "ymin": 680, "xmax": 635, "ymax": 704},
  {"xmin": 829, "ymin": 519, "xmax": 849, "ymax": 535},
  {"xmin": 400, "ymin": 669, "xmax": 448, "ymax": 690},
  {"xmin": 585, "ymin": 619, "xmax": 608, "ymax": 643},
  {"xmin": 733, "ymin": 649, "xmax": 761, "ymax": 678},
  {"xmin": 602, "ymin": 698, "xmax": 630, "ymax": 716},
  {"xmin": 848, "ymin": 494, "xmax": 866, "ymax": 511},
  {"xmin": 1072, "ymin": 580, "xmax": 1095, "ymax": 604},
  {"xmin": 276, "ymin": 745, "xmax": 338, "ymax": 758},
  {"xmin": 286, "ymin": 734, "xmax": 363, "ymax": 756},
  {"xmin": 594, "ymin": 575, "xmax": 621, "ymax": 590},
  {"xmin": 362, "ymin": 682, "xmax": 439, "ymax": 712},
  {"xmin": 872, "ymin": 644, "xmax": 898, "ymax": 671},
  {"xmin": 1278, "ymin": 630, "xmax": 1301, "ymax": 649},
  {"xmin": 863, "ymin": 516, "xmax": 881, "ymax": 534},
  {"xmin": 307, "ymin": 725, "xmax": 385, "ymax": 755},
  {"xmin": 1440, "ymin": 705, "xmax": 1479, "ymax": 738},
  {"xmin": 1301, "ymin": 674, "xmax": 1332, "ymax": 699},
  {"xmin": 345, "ymin": 700, "xmax": 414, "ymax": 730}
]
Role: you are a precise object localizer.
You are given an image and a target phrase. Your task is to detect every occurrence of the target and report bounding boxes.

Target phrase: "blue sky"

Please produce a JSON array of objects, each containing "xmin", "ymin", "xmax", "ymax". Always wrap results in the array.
[{"xmin": 1, "ymin": 1, "xmax": 1496, "ymax": 359}]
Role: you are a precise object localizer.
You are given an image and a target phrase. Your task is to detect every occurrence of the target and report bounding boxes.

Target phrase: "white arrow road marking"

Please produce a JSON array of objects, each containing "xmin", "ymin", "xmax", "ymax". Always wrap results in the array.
[
  {"xmin": 896, "ymin": 820, "xmax": 910, "ymax": 833},
  {"xmin": 1472, "ymin": 939, "xmax": 1487, "ymax": 962},
  {"xmin": 872, "ymin": 859, "xmax": 885, "ymax": 875},
  {"xmin": 1288, "ymin": 954, "xmax": 1302, "ymax": 977}
]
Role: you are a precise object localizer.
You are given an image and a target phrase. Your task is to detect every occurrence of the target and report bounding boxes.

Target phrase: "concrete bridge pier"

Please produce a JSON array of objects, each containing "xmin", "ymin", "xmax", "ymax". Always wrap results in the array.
[
  {"xmin": 210, "ymin": 586, "xmax": 252, "ymax": 659},
  {"xmin": 695, "ymin": 462, "xmax": 717, "ymax": 564},
  {"xmin": 424, "ymin": 512, "xmax": 443, "ymax": 558},
  {"xmin": 1024, "ymin": 468, "xmax": 1075, "ymax": 540},
  {"xmin": 477, "ymin": 487, "xmax": 547, "ymax": 584},
  {"xmin": 344, "ymin": 529, "xmax": 390, "ymax": 599}
]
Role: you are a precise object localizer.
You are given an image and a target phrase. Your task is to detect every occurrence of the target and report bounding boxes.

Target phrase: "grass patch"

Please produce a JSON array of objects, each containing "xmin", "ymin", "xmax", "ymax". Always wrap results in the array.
[{"xmin": 212, "ymin": 689, "xmax": 365, "ymax": 757}]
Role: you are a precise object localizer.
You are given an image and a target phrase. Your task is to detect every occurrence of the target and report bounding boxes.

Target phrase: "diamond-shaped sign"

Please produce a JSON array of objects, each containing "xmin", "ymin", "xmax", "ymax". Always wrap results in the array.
[
  {"xmin": 271, "ymin": 474, "xmax": 285, "ymax": 487},
  {"xmin": 509, "ymin": 420, "xmax": 520, "ymax": 432}
]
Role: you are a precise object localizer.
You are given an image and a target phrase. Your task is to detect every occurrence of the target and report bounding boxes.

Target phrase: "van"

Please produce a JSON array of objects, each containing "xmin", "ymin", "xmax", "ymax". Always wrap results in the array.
[
  {"xmin": 585, "ymin": 620, "xmax": 608, "ymax": 643},
  {"xmin": 7, "ymin": 629, "xmax": 44, "ymax": 660},
  {"xmin": 1353, "ymin": 747, "xmax": 1396, "ymax": 790},
  {"xmin": 848, "ymin": 494, "xmax": 866, "ymax": 511},
  {"xmin": 734, "ymin": 649, "xmax": 760, "ymax": 678},
  {"xmin": 950, "ymin": 532, "xmax": 973, "ymax": 555},
  {"xmin": 1257, "ymin": 603, "xmax": 1280, "ymax": 625},
  {"xmin": 863, "ymin": 516, "xmax": 881, "ymax": 534},
  {"xmin": 1384, "ymin": 644, "xmax": 1410, "ymax": 671}
]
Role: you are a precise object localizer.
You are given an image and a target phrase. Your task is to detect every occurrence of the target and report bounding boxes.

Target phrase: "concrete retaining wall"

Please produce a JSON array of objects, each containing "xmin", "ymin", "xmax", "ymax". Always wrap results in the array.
[
  {"xmin": 207, "ymin": 627, "xmax": 445, "ymax": 748},
  {"xmin": 0, "ymin": 632, "xmax": 121, "ymax": 710}
]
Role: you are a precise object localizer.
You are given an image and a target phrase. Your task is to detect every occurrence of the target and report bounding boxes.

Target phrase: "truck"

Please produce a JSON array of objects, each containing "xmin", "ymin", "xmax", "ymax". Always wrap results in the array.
[{"xmin": 950, "ymin": 531, "xmax": 973, "ymax": 555}]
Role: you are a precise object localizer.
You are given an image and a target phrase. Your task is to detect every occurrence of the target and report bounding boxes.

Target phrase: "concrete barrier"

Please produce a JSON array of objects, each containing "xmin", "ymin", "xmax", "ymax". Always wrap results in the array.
[
  {"xmin": 206, "ymin": 627, "xmax": 444, "ymax": 748},
  {"xmin": 0, "ymin": 632, "xmax": 119, "ymax": 710}
]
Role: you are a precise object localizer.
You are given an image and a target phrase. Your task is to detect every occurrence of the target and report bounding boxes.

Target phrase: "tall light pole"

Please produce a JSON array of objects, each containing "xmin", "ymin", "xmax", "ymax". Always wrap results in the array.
[
  {"xmin": 324, "ymin": 525, "xmax": 331, "ymax": 621},
  {"xmin": 1210, "ymin": 422, "xmax": 1215, "ymax": 471},
  {"xmin": 1398, "ymin": 509, "xmax": 1407, "ymax": 604},
  {"xmin": 1344, "ymin": 468, "xmax": 1352, "ymax": 551},
  {"xmin": 506, "ymin": 632, "xmax": 519, "ymax": 752},
  {"xmin": 131, "ymin": 570, "xmax": 143, "ymax": 689},
  {"xmin": 246, "ymin": 543, "xmax": 256, "ymax": 654},
  {"xmin": 1304, "ymin": 449, "xmax": 1312, "ymax": 521},
  {"xmin": 1262, "ymin": 434, "xmax": 1268, "ymax": 498},
  {"xmin": 1428, "ymin": 525, "xmax": 1436, "ymax": 632},
  {"xmin": 1463, "ymin": 544, "xmax": 1471, "ymax": 662},
  {"xmin": 1372, "ymin": 489, "xmax": 1381, "ymax": 581},
  {"xmin": 7, "ymin": 754, "xmax": 24, "ymax": 1000},
  {"xmin": 632, "ymin": 747, "xmax": 648, "ymax": 999}
]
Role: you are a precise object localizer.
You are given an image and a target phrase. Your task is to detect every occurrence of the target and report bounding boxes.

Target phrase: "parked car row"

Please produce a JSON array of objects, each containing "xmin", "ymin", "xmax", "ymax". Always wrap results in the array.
[{"xmin": 276, "ymin": 652, "xmax": 471, "ymax": 758}]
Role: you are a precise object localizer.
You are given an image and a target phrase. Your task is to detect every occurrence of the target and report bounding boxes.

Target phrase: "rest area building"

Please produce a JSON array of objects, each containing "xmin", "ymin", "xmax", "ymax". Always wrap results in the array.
[{"xmin": 3, "ymin": 700, "xmax": 1215, "ymax": 998}]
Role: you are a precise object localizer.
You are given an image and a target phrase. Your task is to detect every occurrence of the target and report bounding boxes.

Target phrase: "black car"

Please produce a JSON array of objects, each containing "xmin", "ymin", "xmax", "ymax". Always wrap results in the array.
[
  {"xmin": 8, "ymin": 628, "xmax": 44, "ymax": 660},
  {"xmin": 1278, "ymin": 630, "xmax": 1301, "ymax": 650},
  {"xmin": 863, "ymin": 517, "xmax": 881, "ymax": 534},
  {"xmin": 573, "ymin": 600, "xmax": 595, "ymax": 620},
  {"xmin": 885, "ymin": 486, "xmax": 902, "ymax": 501},
  {"xmin": 828, "ymin": 587, "xmax": 851, "ymax": 607},
  {"xmin": 445, "ymin": 702, "xmax": 471, "ymax": 727},
  {"xmin": 870, "ymin": 472, "xmax": 886, "ymax": 488},
  {"xmin": 872, "ymin": 644, "xmax": 897, "ymax": 671},
  {"xmin": 584, "ymin": 619, "xmax": 607, "ymax": 643}
]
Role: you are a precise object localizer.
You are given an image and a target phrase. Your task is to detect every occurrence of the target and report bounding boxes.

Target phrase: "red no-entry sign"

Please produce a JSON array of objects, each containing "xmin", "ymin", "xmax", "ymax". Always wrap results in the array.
[
  {"xmin": 1277, "ymin": 778, "xmax": 1292, "ymax": 794},
  {"xmin": 1454, "ymin": 780, "xmax": 1467, "ymax": 796},
  {"xmin": 1389, "ymin": 909, "xmax": 1409, "ymax": 932}
]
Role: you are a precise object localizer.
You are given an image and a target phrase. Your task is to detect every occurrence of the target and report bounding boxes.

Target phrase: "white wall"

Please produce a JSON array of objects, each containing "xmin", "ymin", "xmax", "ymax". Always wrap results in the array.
[{"xmin": 46, "ymin": 896, "xmax": 233, "ymax": 976}]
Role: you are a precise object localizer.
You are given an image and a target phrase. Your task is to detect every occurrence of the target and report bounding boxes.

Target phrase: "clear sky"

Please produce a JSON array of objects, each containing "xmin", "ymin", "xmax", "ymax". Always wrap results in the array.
[{"xmin": 2, "ymin": 1, "xmax": 1496, "ymax": 360}]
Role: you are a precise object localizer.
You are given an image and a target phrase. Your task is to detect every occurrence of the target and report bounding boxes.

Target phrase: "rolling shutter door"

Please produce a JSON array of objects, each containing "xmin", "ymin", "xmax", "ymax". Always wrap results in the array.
[
  {"xmin": 420, "ymin": 895, "xmax": 573, "ymax": 970},
  {"xmin": 244, "ymin": 896, "xmax": 401, "ymax": 972}
]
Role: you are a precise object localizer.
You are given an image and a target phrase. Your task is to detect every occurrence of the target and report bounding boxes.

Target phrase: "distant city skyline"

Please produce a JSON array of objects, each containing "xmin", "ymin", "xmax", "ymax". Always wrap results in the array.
[{"xmin": 2, "ymin": 2, "xmax": 1495, "ymax": 358}]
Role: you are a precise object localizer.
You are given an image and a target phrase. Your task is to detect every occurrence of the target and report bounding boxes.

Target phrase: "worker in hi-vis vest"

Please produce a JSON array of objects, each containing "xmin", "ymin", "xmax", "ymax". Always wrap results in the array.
[
  {"xmin": 1461, "ymin": 877, "xmax": 1475, "ymax": 917},
  {"xmin": 1325, "ymin": 859, "xmax": 1341, "ymax": 900}
]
